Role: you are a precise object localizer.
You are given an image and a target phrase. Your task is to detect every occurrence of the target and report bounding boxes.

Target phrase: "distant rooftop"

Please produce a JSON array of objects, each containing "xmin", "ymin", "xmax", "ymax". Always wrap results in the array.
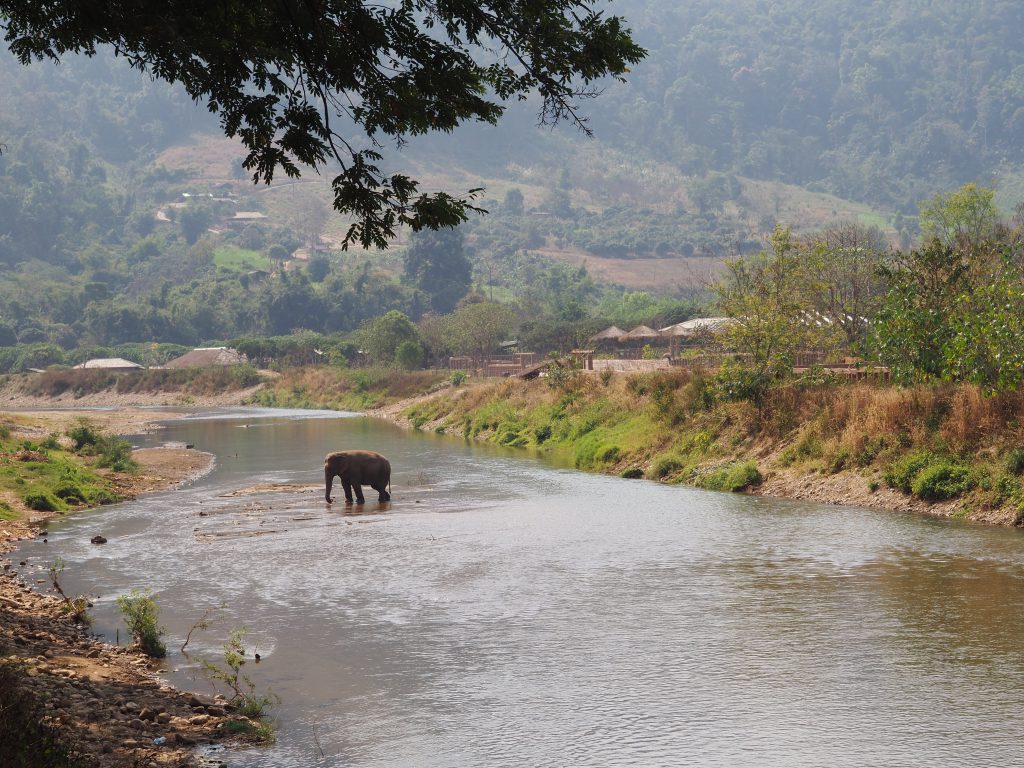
[
  {"xmin": 164, "ymin": 347, "xmax": 248, "ymax": 369},
  {"xmin": 73, "ymin": 358, "xmax": 143, "ymax": 370}
]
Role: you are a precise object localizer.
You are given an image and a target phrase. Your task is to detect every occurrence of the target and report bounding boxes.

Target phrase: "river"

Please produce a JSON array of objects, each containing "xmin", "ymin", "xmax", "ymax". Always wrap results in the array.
[{"xmin": 13, "ymin": 408, "xmax": 1024, "ymax": 767}]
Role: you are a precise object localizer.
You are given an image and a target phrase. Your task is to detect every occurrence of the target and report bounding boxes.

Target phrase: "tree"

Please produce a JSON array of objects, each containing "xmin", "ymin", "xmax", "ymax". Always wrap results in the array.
[
  {"xmin": 872, "ymin": 239, "xmax": 970, "ymax": 383},
  {"xmin": 804, "ymin": 222, "xmax": 890, "ymax": 353},
  {"xmin": 178, "ymin": 202, "xmax": 213, "ymax": 245},
  {"xmin": 2, "ymin": 2, "xmax": 644, "ymax": 249},
  {"xmin": 873, "ymin": 236, "xmax": 1024, "ymax": 392},
  {"xmin": 716, "ymin": 226, "xmax": 839, "ymax": 377},
  {"xmin": 503, "ymin": 188, "xmax": 525, "ymax": 216},
  {"xmin": 918, "ymin": 183, "xmax": 1001, "ymax": 249},
  {"xmin": 448, "ymin": 301, "xmax": 517, "ymax": 357},
  {"xmin": 358, "ymin": 310, "xmax": 422, "ymax": 365},
  {"xmin": 403, "ymin": 227, "xmax": 471, "ymax": 315},
  {"xmin": 394, "ymin": 339, "xmax": 425, "ymax": 370}
]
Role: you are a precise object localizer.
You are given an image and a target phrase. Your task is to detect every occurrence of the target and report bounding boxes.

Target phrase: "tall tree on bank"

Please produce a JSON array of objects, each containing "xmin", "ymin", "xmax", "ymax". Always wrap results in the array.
[
  {"xmin": 403, "ymin": 227, "xmax": 472, "ymax": 315},
  {"xmin": 1, "ymin": 1, "xmax": 644, "ymax": 248}
]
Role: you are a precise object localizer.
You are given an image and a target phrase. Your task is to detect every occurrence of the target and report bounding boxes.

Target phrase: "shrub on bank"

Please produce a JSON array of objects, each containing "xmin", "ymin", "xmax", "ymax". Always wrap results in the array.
[
  {"xmin": 912, "ymin": 462, "xmax": 975, "ymax": 501},
  {"xmin": 697, "ymin": 461, "xmax": 763, "ymax": 492},
  {"xmin": 116, "ymin": 589, "xmax": 167, "ymax": 658}
]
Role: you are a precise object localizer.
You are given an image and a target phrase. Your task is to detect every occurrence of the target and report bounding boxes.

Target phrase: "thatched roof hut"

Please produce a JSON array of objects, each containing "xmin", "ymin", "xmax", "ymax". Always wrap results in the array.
[
  {"xmin": 622, "ymin": 325, "xmax": 661, "ymax": 340},
  {"xmin": 589, "ymin": 325, "xmax": 627, "ymax": 343},
  {"xmin": 164, "ymin": 347, "xmax": 248, "ymax": 369}
]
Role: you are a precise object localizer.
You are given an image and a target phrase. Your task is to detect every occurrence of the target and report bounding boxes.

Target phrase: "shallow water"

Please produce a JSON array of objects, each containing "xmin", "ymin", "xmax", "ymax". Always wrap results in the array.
[{"xmin": 14, "ymin": 408, "xmax": 1024, "ymax": 767}]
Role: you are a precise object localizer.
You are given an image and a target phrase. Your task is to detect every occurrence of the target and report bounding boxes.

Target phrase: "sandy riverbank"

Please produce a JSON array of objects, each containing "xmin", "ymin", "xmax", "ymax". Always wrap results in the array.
[{"xmin": 0, "ymin": 406, "xmax": 252, "ymax": 767}]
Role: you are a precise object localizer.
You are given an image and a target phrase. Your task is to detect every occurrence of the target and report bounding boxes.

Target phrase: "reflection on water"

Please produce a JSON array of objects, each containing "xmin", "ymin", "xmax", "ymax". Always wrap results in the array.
[{"xmin": 14, "ymin": 410, "xmax": 1024, "ymax": 767}]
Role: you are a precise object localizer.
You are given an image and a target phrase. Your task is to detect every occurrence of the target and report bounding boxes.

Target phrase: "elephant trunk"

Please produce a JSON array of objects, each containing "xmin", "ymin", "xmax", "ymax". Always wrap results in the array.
[{"xmin": 325, "ymin": 464, "xmax": 334, "ymax": 502}]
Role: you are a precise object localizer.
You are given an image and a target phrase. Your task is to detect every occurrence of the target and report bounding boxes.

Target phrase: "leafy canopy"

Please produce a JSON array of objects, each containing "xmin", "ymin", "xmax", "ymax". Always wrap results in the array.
[{"xmin": 1, "ymin": 1, "xmax": 644, "ymax": 248}]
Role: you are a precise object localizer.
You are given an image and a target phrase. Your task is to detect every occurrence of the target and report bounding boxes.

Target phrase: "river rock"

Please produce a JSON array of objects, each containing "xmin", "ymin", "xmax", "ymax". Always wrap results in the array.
[
  {"xmin": 188, "ymin": 713, "xmax": 210, "ymax": 725},
  {"xmin": 156, "ymin": 712, "xmax": 172, "ymax": 724},
  {"xmin": 139, "ymin": 707, "xmax": 156, "ymax": 721},
  {"xmin": 90, "ymin": 535, "xmax": 107, "ymax": 545}
]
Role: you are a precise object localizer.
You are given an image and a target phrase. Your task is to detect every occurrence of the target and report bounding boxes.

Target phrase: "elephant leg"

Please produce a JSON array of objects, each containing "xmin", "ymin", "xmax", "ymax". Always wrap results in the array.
[
  {"xmin": 342, "ymin": 479, "xmax": 354, "ymax": 504},
  {"xmin": 372, "ymin": 482, "xmax": 390, "ymax": 502},
  {"xmin": 353, "ymin": 483, "xmax": 366, "ymax": 504}
]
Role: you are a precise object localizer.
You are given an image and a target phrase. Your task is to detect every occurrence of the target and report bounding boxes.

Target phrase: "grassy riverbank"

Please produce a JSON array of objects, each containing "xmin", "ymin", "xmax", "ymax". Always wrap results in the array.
[
  {"xmin": 0, "ymin": 416, "xmax": 135, "ymax": 521},
  {"xmin": 402, "ymin": 370, "xmax": 1024, "ymax": 526}
]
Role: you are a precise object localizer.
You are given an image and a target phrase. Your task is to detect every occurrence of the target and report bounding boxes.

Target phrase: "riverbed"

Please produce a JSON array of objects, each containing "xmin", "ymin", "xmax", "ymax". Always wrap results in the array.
[{"xmin": 14, "ymin": 408, "xmax": 1024, "ymax": 767}]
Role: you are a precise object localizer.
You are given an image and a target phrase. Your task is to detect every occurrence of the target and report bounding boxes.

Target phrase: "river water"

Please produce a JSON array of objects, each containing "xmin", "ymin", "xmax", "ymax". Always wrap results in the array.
[{"xmin": 13, "ymin": 408, "xmax": 1024, "ymax": 767}]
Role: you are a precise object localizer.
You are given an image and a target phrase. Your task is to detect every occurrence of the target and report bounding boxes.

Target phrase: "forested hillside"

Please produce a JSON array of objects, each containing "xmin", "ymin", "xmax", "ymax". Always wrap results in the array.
[
  {"xmin": 2, "ymin": 0, "xmax": 1024, "ymax": 360},
  {"xmin": 472, "ymin": 0, "xmax": 1024, "ymax": 214}
]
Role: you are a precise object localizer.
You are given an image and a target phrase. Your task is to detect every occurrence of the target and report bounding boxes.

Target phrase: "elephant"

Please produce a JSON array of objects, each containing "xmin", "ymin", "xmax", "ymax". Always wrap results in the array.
[{"xmin": 324, "ymin": 450, "xmax": 391, "ymax": 504}]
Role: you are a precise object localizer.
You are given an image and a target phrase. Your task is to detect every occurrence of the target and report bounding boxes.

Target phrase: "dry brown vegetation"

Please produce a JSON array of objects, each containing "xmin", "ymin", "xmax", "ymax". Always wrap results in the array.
[
  {"xmin": 404, "ymin": 372, "xmax": 1024, "ymax": 526},
  {"xmin": 12, "ymin": 367, "xmax": 263, "ymax": 399}
]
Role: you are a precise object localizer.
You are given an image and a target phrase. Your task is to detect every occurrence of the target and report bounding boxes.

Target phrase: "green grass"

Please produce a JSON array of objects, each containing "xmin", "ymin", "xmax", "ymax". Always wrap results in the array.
[
  {"xmin": 213, "ymin": 245, "xmax": 271, "ymax": 271},
  {"xmin": 0, "ymin": 428, "xmax": 128, "ymax": 518}
]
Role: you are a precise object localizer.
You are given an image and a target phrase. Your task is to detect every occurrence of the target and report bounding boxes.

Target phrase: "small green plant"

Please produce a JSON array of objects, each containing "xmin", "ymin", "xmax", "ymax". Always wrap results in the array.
[
  {"xmin": 201, "ymin": 627, "xmax": 279, "ymax": 743},
  {"xmin": 620, "ymin": 467, "xmax": 644, "ymax": 479},
  {"xmin": 867, "ymin": 479, "xmax": 880, "ymax": 493},
  {"xmin": 0, "ymin": 501, "xmax": 17, "ymax": 521},
  {"xmin": 599, "ymin": 369, "xmax": 613, "ymax": 387},
  {"xmin": 66, "ymin": 419, "xmax": 103, "ymax": 451},
  {"xmin": 116, "ymin": 589, "xmax": 167, "ymax": 658},
  {"xmin": 450, "ymin": 370, "xmax": 467, "ymax": 387},
  {"xmin": 180, "ymin": 604, "xmax": 224, "ymax": 654},
  {"xmin": 47, "ymin": 558, "xmax": 90, "ymax": 625},
  {"xmin": 39, "ymin": 433, "xmax": 61, "ymax": 450}
]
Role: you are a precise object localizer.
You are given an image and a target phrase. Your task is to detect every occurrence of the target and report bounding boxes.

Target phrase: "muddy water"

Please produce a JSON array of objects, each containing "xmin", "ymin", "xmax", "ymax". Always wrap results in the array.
[{"xmin": 15, "ymin": 408, "xmax": 1024, "ymax": 767}]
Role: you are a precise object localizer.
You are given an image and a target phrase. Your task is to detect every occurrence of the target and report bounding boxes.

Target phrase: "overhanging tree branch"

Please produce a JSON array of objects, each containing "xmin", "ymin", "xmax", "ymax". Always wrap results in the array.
[{"xmin": 1, "ymin": 1, "xmax": 645, "ymax": 248}]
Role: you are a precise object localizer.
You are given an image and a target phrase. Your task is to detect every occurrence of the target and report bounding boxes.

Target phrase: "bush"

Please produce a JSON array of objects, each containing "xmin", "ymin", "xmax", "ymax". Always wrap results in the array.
[
  {"xmin": 911, "ymin": 462, "xmax": 975, "ymax": 501},
  {"xmin": 66, "ymin": 419, "xmax": 103, "ymax": 451},
  {"xmin": 620, "ymin": 467, "xmax": 644, "ymax": 479},
  {"xmin": 697, "ymin": 461, "xmax": 763, "ymax": 492},
  {"xmin": 23, "ymin": 489, "xmax": 63, "ymax": 512},
  {"xmin": 649, "ymin": 454, "xmax": 685, "ymax": 479},
  {"xmin": 116, "ymin": 589, "xmax": 167, "ymax": 658},
  {"xmin": 450, "ymin": 370, "xmax": 467, "ymax": 386},
  {"xmin": 96, "ymin": 437, "xmax": 137, "ymax": 472},
  {"xmin": 883, "ymin": 451, "xmax": 935, "ymax": 494},
  {"xmin": 52, "ymin": 482, "xmax": 86, "ymax": 504},
  {"xmin": 714, "ymin": 365, "xmax": 770, "ymax": 405},
  {"xmin": 1006, "ymin": 448, "xmax": 1024, "ymax": 475}
]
